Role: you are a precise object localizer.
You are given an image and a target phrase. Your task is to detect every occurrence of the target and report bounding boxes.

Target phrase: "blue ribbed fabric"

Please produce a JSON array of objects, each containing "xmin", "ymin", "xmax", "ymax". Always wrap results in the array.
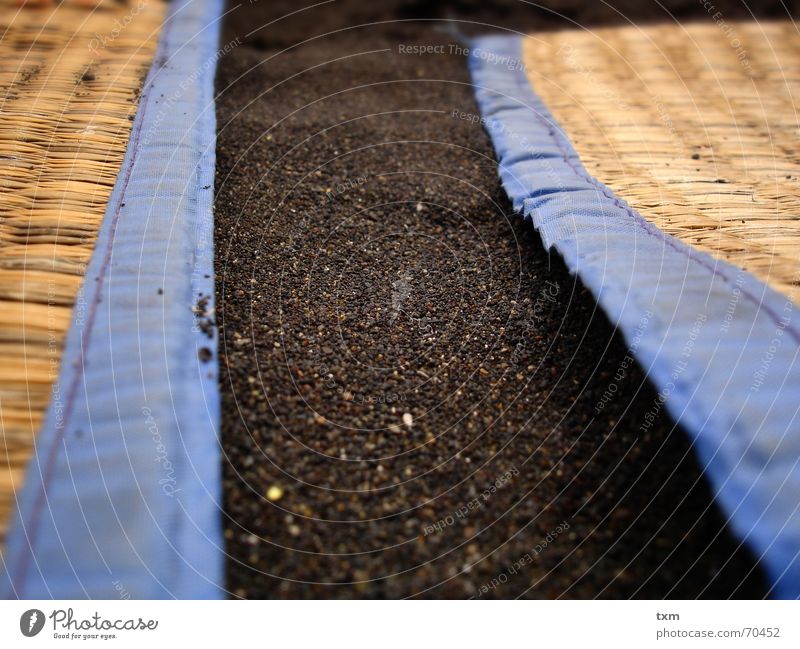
[
  {"xmin": 470, "ymin": 35, "xmax": 800, "ymax": 599},
  {"xmin": 1, "ymin": 0, "xmax": 224, "ymax": 599}
]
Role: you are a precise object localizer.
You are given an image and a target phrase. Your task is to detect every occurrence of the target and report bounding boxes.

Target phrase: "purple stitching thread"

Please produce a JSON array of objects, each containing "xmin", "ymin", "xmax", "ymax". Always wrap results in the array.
[
  {"xmin": 8, "ymin": 12, "xmax": 176, "ymax": 597},
  {"xmin": 490, "ymin": 38, "xmax": 799, "ymax": 345}
]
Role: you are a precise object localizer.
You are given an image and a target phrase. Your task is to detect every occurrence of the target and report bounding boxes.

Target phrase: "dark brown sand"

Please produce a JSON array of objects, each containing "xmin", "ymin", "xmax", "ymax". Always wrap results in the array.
[{"xmin": 214, "ymin": 1, "xmax": 775, "ymax": 598}]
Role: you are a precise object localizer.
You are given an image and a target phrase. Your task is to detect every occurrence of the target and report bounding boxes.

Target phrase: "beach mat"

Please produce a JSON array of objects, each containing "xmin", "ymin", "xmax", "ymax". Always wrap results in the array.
[
  {"xmin": 0, "ymin": 0, "xmax": 166, "ymax": 549},
  {"xmin": 470, "ymin": 22, "xmax": 800, "ymax": 597},
  {"xmin": 0, "ymin": 0, "xmax": 224, "ymax": 598}
]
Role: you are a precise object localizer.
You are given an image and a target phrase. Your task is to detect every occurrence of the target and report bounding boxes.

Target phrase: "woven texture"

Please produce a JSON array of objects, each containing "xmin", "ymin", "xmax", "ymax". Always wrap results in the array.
[
  {"xmin": 523, "ymin": 21, "xmax": 800, "ymax": 304},
  {"xmin": 1, "ymin": 0, "xmax": 223, "ymax": 599},
  {"xmin": 470, "ymin": 34, "xmax": 800, "ymax": 598},
  {"xmin": 0, "ymin": 0, "xmax": 166, "ymax": 545}
]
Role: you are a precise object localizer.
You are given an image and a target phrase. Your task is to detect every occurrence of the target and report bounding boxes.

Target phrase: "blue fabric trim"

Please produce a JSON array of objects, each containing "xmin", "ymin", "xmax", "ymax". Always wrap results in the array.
[
  {"xmin": 469, "ymin": 35, "xmax": 800, "ymax": 598},
  {"xmin": 1, "ymin": 0, "xmax": 224, "ymax": 599}
]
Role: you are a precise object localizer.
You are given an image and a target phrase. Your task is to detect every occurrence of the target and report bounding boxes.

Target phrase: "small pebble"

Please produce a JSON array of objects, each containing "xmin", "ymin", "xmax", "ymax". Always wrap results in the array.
[{"xmin": 266, "ymin": 485, "xmax": 284, "ymax": 501}]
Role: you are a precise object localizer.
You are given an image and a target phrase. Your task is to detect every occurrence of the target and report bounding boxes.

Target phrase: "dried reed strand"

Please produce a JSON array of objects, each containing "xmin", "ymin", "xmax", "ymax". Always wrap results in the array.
[
  {"xmin": 523, "ymin": 21, "xmax": 800, "ymax": 304},
  {"xmin": 0, "ymin": 0, "xmax": 166, "ymax": 547}
]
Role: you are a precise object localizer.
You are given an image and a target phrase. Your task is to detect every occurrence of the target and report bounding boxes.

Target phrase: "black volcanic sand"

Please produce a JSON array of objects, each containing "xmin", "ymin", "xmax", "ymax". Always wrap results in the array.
[{"xmin": 214, "ymin": 1, "xmax": 773, "ymax": 598}]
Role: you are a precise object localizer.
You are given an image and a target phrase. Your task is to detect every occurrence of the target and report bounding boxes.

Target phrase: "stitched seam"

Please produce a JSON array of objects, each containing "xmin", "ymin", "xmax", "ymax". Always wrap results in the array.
[
  {"xmin": 482, "ymin": 37, "xmax": 799, "ymax": 344},
  {"xmin": 8, "ymin": 13, "xmax": 177, "ymax": 598}
]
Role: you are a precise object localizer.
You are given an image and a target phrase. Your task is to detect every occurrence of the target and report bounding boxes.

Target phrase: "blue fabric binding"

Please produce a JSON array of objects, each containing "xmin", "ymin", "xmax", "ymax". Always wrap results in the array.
[
  {"xmin": 469, "ymin": 35, "xmax": 800, "ymax": 598},
  {"xmin": 1, "ymin": 0, "xmax": 224, "ymax": 599}
]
